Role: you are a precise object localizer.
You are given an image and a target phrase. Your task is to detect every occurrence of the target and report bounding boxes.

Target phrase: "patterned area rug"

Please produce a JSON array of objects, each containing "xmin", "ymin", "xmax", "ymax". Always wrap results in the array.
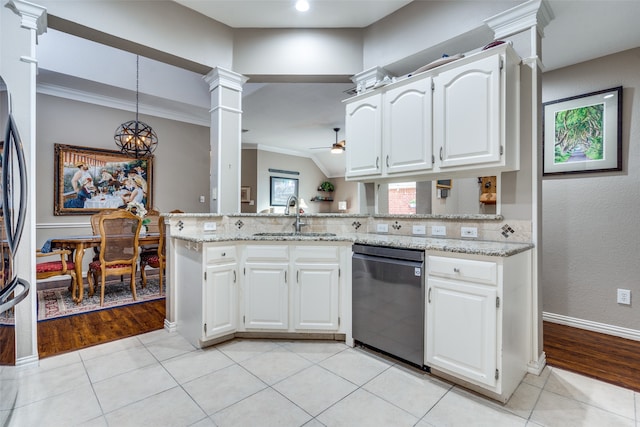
[{"xmin": 0, "ymin": 278, "xmax": 164, "ymax": 325}]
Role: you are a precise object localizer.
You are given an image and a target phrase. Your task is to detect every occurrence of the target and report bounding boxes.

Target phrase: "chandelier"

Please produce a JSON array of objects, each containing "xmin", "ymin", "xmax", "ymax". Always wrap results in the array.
[{"xmin": 114, "ymin": 55, "xmax": 158, "ymax": 158}]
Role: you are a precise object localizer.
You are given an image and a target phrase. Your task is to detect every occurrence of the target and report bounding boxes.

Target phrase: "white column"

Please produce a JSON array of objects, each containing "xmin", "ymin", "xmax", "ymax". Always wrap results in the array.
[
  {"xmin": 485, "ymin": 0, "xmax": 553, "ymax": 374},
  {"xmin": 203, "ymin": 68, "xmax": 248, "ymax": 214},
  {"xmin": 2, "ymin": 0, "xmax": 47, "ymax": 366}
]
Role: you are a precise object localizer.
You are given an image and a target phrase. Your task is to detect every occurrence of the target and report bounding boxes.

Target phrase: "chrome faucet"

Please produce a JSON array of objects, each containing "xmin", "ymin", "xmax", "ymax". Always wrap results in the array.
[{"xmin": 285, "ymin": 195, "xmax": 306, "ymax": 233}]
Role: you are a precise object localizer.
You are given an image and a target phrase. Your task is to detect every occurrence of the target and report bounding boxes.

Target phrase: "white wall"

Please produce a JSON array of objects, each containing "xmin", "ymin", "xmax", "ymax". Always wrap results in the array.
[
  {"xmin": 38, "ymin": 0, "xmax": 233, "ymax": 71},
  {"xmin": 542, "ymin": 48, "xmax": 640, "ymax": 330},
  {"xmin": 363, "ymin": 1, "xmax": 520, "ymax": 75},
  {"xmin": 233, "ymin": 29, "xmax": 363, "ymax": 81}
]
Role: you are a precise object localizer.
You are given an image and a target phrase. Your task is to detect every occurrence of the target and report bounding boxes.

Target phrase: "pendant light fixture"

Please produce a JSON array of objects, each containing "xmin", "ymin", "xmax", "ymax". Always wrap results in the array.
[{"xmin": 114, "ymin": 55, "xmax": 158, "ymax": 158}]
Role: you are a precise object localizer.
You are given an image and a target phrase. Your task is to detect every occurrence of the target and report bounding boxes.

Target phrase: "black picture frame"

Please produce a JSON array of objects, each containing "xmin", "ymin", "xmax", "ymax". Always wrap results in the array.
[
  {"xmin": 270, "ymin": 176, "xmax": 298, "ymax": 206},
  {"xmin": 543, "ymin": 86, "xmax": 622, "ymax": 176},
  {"xmin": 54, "ymin": 144, "xmax": 153, "ymax": 215}
]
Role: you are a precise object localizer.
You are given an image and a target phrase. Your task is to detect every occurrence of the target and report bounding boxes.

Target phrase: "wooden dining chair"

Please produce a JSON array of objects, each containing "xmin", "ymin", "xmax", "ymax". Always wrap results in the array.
[
  {"xmin": 87, "ymin": 210, "xmax": 142, "ymax": 306},
  {"xmin": 139, "ymin": 215, "xmax": 164, "ymax": 293},
  {"xmin": 139, "ymin": 209, "xmax": 182, "ymax": 294},
  {"xmin": 36, "ymin": 249, "xmax": 76, "ymax": 290}
]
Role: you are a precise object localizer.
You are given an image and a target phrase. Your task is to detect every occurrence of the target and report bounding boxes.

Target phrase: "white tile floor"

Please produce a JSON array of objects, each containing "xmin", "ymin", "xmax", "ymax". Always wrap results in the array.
[{"xmin": 1, "ymin": 330, "xmax": 638, "ymax": 427}]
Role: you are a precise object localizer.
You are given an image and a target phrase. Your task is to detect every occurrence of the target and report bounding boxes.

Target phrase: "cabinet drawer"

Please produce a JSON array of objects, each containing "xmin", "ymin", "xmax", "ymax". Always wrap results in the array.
[
  {"xmin": 294, "ymin": 245, "xmax": 339, "ymax": 262},
  {"xmin": 244, "ymin": 245, "xmax": 289, "ymax": 262},
  {"xmin": 428, "ymin": 255, "xmax": 496, "ymax": 285},
  {"xmin": 205, "ymin": 245, "xmax": 236, "ymax": 264}
]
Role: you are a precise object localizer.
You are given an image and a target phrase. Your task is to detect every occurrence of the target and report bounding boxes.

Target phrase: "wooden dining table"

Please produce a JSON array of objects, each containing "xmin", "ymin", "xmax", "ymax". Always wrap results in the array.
[{"xmin": 49, "ymin": 233, "xmax": 160, "ymax": 304}]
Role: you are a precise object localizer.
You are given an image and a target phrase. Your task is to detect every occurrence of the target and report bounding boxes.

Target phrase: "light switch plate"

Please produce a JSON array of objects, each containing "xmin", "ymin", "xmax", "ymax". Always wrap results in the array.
[
  {"xmin": 203, "ymin": 222, "xmax": 216, "ymax": 231},
  {"xmin": 377, "ymin": 223, "xmax": 389, "ymax": 233},
  {"xmin": 461, "ymin": 227, "xmax": 478, "ymax": 238},
  {"xmin": 412, "ymin": 225, "xmax": 426, "ymax": 235},
  {"xmin": 431, "ymin": 226, "xmax": 446, "ymax": 236}
]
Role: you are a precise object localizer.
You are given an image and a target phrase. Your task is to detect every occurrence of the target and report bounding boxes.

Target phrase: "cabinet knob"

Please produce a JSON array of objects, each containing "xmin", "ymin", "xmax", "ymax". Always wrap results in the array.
[
  {"xmin": 221, "ymin": 252, "xmax": 226, "ymax": 257},
  {"xmin": 453, "ymin": 267, "xmax": 460, "ymax": 273}
]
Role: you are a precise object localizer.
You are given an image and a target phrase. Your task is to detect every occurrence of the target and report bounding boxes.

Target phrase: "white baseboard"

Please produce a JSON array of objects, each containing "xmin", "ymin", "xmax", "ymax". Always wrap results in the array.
[
  {"xmin": 527, "ymin": 351, "xmax": 546, "ymax": 375},
  {"xmin": 15, "ymin": 354, "xmax": 39, "ymax": 368},
  {"xmin": 164, "ymin": 319, "xmax": 177, "ymax": 332},
  {"xmin": 543, "ymin": 312, "xmax": 640, "ymax": 342}
]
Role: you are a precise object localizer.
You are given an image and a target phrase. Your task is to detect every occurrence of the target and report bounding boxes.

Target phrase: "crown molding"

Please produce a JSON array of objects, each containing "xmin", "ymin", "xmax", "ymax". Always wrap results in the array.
[
  {"xmin": 37, "ymin": 82, "xmax": 210, "ymax": 127},
  {"xmin": 484, "ymin": 0, "xmax": 554, "ymax": 39}
]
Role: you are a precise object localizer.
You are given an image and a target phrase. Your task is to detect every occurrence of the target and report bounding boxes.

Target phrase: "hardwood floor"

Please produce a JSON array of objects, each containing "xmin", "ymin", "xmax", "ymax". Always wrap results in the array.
[
  {"xmin": 543, "ymin": 321, "xmax": 640, "ymax": 392},
  {"xmin": 0, "ymin": 324, "xmax": 15, "ymax": 365},
  {"xmin": 37, "ymin": 299, "xmax": 165, "ymax": 358}
]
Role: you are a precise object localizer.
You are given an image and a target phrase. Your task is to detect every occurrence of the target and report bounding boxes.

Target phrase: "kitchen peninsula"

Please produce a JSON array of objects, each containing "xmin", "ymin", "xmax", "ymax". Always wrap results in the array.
[{"xmin": 165, "ymin": 212, "xmax": 533, "ymax": 402}]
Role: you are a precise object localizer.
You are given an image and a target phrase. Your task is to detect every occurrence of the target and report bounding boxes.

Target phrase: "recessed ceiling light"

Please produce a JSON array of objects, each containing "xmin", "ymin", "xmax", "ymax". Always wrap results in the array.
[{"xmin": 295, "ymin": 0, "xmax": 310, "ymax": 12}]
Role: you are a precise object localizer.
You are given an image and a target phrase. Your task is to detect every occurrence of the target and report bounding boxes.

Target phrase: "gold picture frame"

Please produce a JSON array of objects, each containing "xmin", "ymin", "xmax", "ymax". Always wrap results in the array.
[{"xmin": 54, "ymin": 144, "xmax": 153, "ymax": 215}]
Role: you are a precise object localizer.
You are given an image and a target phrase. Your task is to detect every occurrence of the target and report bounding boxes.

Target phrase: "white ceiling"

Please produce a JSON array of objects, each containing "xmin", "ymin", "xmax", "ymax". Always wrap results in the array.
[{"xmin": 173, "ymin": 0, "xmax": 414, "ymax": 28}]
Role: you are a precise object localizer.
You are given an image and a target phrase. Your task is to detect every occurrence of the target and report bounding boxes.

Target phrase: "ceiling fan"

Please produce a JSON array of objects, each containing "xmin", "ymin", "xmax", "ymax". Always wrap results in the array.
[{"xmin": 311, "ymin": 128, "xmax": 346, "ymax": 154}]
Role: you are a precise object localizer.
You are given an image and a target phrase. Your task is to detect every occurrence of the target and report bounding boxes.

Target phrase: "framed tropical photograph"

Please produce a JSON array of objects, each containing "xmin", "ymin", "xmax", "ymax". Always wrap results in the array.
[
  {"xmin": 270, "ymin": 176, "xmax": 298, "ymax": 206},
  {"xmin": 543, "ymin": 86, "xmax": 622, "ymax": 176},
  {"xmin": 54, "ymin": 144, "xmax": 153, "ymax": 215}
]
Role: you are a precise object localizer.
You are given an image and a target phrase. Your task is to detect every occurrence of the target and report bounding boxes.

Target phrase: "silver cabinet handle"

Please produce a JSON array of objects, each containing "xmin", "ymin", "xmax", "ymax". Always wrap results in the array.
[
  {"xmin": 233, "ymin": 270, "xmax": 236, "ymax": 283},
  {"xmin": 453, "ymin": 267, "xmax": 460, "ymax": 273},
  {"xmin": 221, "ymin": 252, "xmax": 226, "ymax": 256},
  {"xmin": 428, "ymin": 287, "xmax": 432, "ymax": 303},
  {"xmin": 376, "ymin": 156, "xmax": 379, "ymax": 169},
  {"xmin": 439, "ymin": 147, "xmax": 443, "ymax": 161},
  {"xmin": 285, "ymin": 271, "xmax": 287, "ymax": 283},
  {"xmin": 297, "ymin": 270, "xmax": 299, "ymax": 283},
  {"xmin": 386, "ymin": 155, "xmax": 389, "ymax": 167}
]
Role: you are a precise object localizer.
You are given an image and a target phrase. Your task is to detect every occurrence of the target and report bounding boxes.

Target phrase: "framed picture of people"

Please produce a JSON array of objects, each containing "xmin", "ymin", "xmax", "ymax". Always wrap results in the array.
[{"xmin": 54, "ymin": 144, "xmax": 153, "ymax": 215}]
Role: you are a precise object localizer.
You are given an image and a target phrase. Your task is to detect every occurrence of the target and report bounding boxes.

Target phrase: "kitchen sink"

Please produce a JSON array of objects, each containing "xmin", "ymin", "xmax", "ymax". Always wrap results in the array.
[{"xmin": 253, "ymin": 232, "xmax": 337, "ymax": 237}]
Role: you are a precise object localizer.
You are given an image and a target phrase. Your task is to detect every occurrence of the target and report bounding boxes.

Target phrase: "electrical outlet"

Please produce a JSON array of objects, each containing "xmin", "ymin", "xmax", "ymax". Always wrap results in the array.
[
  {"xmin": 412, "ymin": 225, "xmax": 426, "ymax": 235},
  {"xmin": 199, "ymin": 195, "xmax": 205, "ymax": 203},
  {"xmin": 617, "ymin": 289, "xmax": 631, "ymax": 305},
  {"xmin": 377, "ymin": 223, "xmax": 389, "ymax": 233},
  {"xmin": 461, "ymin": 227, "xmax": 478, "ymax": 238},
  {"xmin": 203, "ymin": 222, "xmax": 216, "ymax": 232},
  {"xmin": 431, "ymin": 226, "xmax": 446, "ymax": 236}
]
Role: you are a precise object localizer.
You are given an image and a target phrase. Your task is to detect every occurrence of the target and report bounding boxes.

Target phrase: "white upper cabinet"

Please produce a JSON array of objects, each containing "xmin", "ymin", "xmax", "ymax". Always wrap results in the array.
[
  {"xmin": 345, "ymin": 44, "xmax": 520, "ymax": 182},
  {"xmin": 434, "ymin": 47, "xmax": 519, "ymax": 172},
  {"xmin": 384, "ymin": 77, "xmax": 433, "ymax": 174},
  {"xmin": 345, "ymin": 76, "xmax": 433, "ymax": 180},
  {"xmin": 345, "ymin": 92, "xmax": 383, "ymax": 177}
]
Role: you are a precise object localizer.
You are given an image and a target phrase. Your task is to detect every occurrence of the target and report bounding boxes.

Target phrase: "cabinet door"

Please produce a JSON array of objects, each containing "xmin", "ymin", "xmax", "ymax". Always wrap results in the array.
[
  {"xmin": 426, "ymin": 277, "xmax": 498, "ymax": 387},
  {"xmin": 384, "ymin": 77, "xmax": 433, "ymax": 174},
  {"xmin": 434, "ymin": 54, "xmax": 502, "ymax": 169},
  {"xmin": 345, "ymin": 93, "xmax": 382, "ymax": 178},
  {"xmin": 203, "ymin": 263, "xmax": 237, "ymax": 339},
  {"xmin": 243, "ymin": 263, "xmax": 289, "ymax": 330},
  {"xmin": 294, "ymin": 263, "xmax": 339, "ymax": 330}
]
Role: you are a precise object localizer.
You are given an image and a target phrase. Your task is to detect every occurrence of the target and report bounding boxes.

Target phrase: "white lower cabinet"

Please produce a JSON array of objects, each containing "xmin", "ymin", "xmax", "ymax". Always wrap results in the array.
[
  {"xmin": 242, "ymin": 245, "xmax": 290, "ymax": 330},
  {"xmin": 293, "ymin": 246, "xmax": 340, "ymax": 331},
  {"xmin": 239, "ymin": 242, "xmax": 347, "ymax": 334},
  {"xmin": 176, "ymin": 242, "xmax": 238, "ymax": 347},
  {"xmin": 425, "ymin": 250, "xmax": 531, "ymax": 402},
  {"xmin": 427, "ymin": 277, "xmax": 498, "ymax": 387}
]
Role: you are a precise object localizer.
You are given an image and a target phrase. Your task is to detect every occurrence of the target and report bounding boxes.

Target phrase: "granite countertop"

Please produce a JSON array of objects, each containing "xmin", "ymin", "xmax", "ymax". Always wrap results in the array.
[{"xmin": 172, "ymin": 232, "xmax": 533, "ymax": 257}]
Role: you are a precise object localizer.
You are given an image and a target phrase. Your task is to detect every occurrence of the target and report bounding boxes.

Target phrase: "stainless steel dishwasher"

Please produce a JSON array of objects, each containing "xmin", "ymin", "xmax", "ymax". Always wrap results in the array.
[{"xmin": 352, "ymin": 244, "xmax": 425, "ymax": 367}]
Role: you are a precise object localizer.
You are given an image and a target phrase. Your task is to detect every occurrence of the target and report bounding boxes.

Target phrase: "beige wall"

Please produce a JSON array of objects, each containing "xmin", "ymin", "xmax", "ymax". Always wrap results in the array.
[
  {"xmin": 255, "ymin": 150, "xmax": 328, "ymax": 214},
  {"xmin": 542, "ymin": 48, "xmax": 640, "ymax": 330},
  {"xmin": 241, "ymin": 148, "xmax": 257, "ymax": 213},
  {"xmin": 36, "ymin": 94, "xmax": 210, "ymax": 244}
]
